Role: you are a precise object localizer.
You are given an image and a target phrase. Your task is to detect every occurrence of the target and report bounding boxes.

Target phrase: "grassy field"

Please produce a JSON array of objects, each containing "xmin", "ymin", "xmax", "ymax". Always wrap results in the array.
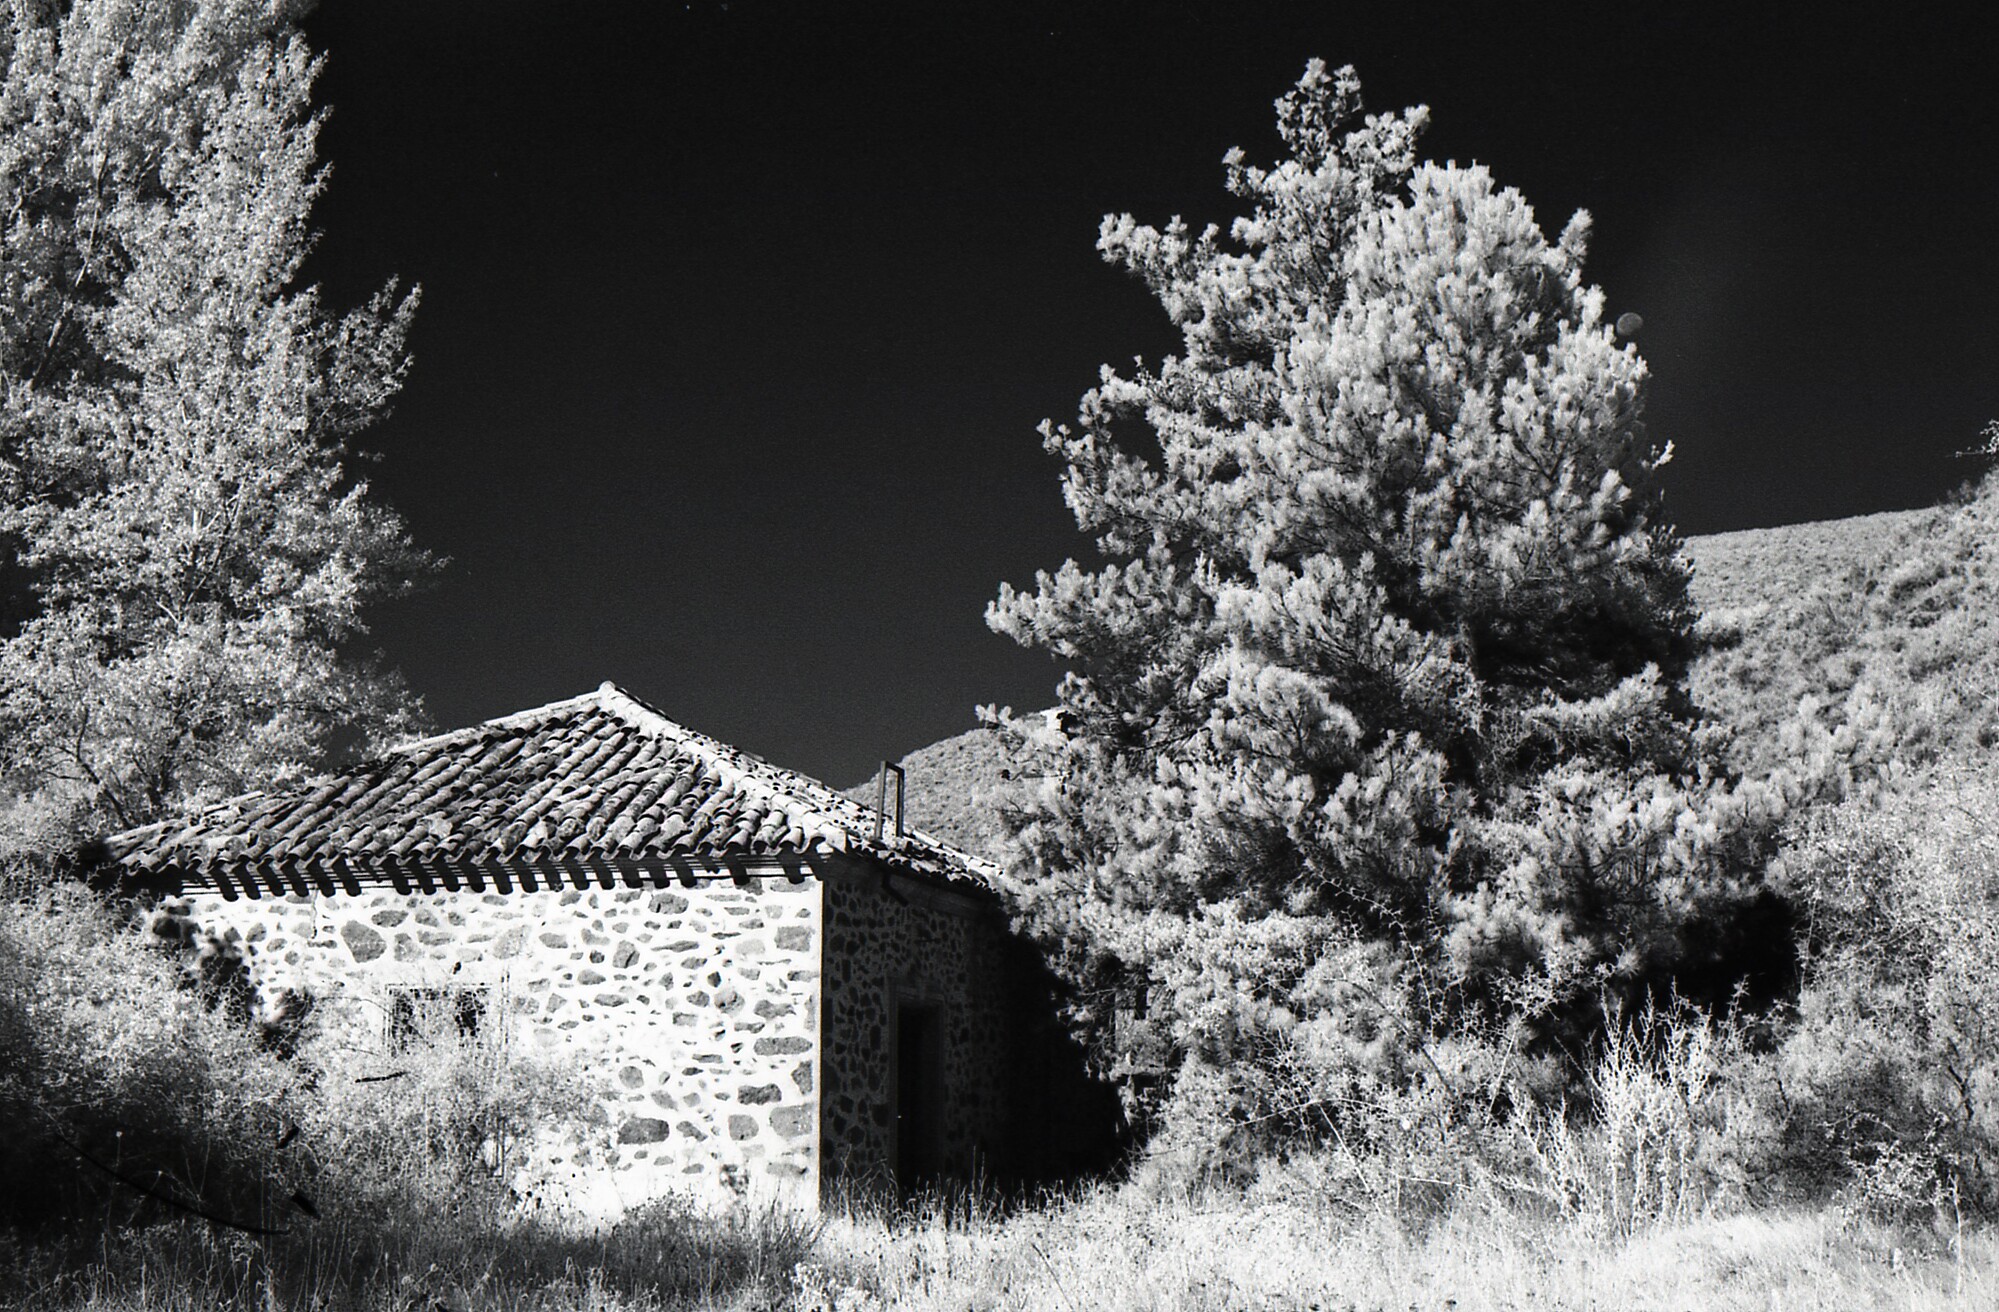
[
  {"xmin": 3, "ymin": 1187, "xmax": 1991, "ymax": 1311},
  {"xmin": 805, "ymin": 1188, "xmax": 1996, "ymax": 1312}
]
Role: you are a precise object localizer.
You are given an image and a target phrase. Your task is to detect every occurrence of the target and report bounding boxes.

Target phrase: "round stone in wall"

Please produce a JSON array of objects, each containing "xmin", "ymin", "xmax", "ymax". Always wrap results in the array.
[{"xmin": 339, "ymin": 921, "xmax": 385, "ymax": 963}]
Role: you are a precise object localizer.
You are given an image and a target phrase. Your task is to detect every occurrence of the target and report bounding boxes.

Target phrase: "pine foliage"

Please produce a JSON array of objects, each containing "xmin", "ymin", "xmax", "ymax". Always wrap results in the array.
[
  {"xmin": 987, "ymin": 63, "xmax": 1789, "ymax": 1102},
  {"xmin": 0, "ymin": 0, "xmax": 433, "ymax": 859}
]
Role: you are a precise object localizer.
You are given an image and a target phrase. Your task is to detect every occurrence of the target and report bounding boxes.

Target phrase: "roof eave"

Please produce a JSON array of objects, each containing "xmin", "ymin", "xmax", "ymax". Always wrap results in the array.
[{"xmin": 119, "ymin": 850, "xmax": 827, "ymax": 903}]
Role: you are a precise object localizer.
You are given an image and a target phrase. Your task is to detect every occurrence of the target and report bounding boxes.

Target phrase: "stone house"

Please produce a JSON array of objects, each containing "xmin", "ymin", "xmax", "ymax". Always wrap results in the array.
[{"xmin": 97, "ymin": 683, "xmax": 1112, "ymax": 1216}]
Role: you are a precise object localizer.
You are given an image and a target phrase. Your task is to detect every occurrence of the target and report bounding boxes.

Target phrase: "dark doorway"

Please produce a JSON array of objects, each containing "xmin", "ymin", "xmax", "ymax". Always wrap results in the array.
[{"xmin": 894, "ymin": 1000, "xmax": 943, "ymax": 1191}]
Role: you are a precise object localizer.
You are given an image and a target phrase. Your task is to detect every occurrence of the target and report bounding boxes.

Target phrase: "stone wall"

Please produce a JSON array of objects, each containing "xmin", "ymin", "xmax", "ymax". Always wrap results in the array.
[
  {"xmin": 168, "ymin": 875, "xmax": 823, "ymax": 1215},
  {"xmin": 818, "ymin": 856, "xmax": 1008, "ymax": 1191}
]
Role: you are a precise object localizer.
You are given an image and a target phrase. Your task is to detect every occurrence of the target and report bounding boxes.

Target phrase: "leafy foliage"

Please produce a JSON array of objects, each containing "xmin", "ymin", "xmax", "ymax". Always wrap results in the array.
[
  {"xmin": 0, "ymin": 873, "xmax": 294, "ymax": 1233},
  {"xmin": 0, "ymin": 0, "xmax": 434, "ymax": 860},
  {"xmin": 295, "ymin": 1000, "xmax": 601, "ymax": 1230},
  {"xmin": 986, "ymin": 62, "xmax": 1790, "ymax": 1121},
  {"xmin": 1762, "ymin": 762, "xmax": 1999, "ymax": 1219}
]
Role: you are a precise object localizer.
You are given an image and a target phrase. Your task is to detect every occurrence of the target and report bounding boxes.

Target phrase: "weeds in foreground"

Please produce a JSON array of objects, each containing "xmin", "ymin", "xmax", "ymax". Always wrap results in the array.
[
  {"xmin": 0, "ymin": 1197, "xmax": 818, "ymax": 1311},
  {"xmin": 1498, "ymin": 1000, "xmax": 1746, "ymax": 1238},
  {"xmin": 797, "ymin": 1184, "xmax": 1998, "ymax": 1312},
  {"xmin": 5, "ymin": 1184, "xmax": 1992, "ymax": 1312}
]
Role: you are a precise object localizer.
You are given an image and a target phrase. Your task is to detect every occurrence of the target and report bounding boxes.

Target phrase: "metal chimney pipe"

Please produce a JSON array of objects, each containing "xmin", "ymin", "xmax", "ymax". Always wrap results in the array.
[{"xmin": 872, "ymin": 761, "xmax": 906, "ymax": 842}]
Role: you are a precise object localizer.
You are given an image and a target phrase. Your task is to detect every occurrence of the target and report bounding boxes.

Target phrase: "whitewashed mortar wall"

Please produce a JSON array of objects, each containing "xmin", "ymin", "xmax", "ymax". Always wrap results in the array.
[{"xmin": 170, "ymin": 875, "xmax": 823, "ymax": 1216}]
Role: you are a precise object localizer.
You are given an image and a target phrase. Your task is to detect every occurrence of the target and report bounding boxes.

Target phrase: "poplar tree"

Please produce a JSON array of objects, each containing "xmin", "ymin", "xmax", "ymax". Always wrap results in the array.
[
  {"xmin": 0, "ymin": 0, "xmax": 432, "ymax": 861},
  {"xmin": 988, "ymin": 63, "xmax": 1785, "ymax": 1103}
]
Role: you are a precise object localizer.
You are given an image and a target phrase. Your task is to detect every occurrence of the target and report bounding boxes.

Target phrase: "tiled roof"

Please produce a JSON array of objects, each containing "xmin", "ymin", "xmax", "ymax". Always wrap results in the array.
[{"xmin": 100, "ymin": 683, "xmax": 994, "ymax": 899}]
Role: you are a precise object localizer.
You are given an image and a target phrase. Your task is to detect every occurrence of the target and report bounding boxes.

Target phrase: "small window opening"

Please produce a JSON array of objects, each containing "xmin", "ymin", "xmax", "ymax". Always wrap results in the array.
[{"xmin": 387, "ymin": 986, "xmax": 493, "ymax": 1055}]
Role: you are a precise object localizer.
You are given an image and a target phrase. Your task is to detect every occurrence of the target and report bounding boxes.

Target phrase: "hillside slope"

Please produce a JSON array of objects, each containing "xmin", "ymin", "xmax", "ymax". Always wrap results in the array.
[
  {"xmin": 1682, "ymin": 508, "xmax": 1933, "ymax": 617},
  {"xmin": 1686, "ymin": 507, "xmax": 1939, "ymax": 771},
  {"xmin": 842, "ymin": 726, "xmax": 1013, "ymax": 860},
  {"xmin": 853, "ymin": 502, "xmax": 1973, "ymax": 853},
  {"xmin": 1689, "ymin": 491, "xmax": 1999, "ymax": 773}
]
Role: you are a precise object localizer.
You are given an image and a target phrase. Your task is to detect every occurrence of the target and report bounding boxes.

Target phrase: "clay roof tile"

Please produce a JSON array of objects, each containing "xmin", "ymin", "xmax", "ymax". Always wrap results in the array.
[{"xmin": 98, "ymin": 682, "xmax": 994, "ymax": 893}]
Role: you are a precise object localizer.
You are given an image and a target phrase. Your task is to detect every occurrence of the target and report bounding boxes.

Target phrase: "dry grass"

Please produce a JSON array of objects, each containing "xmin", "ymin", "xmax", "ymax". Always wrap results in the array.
[
  {"xmin": 1686, "ymin": 492, "xmax": 1999, "ymax": 773},
  {"xmin": 1681, "ymin": 508, "xmax": 1933, "ymax": 621},
  {"xmin": 0, "ymin": 1199, "xmax": 817, "ymax": 1311},
  {"xmin": 801, "ymin": 1187, "xmax": 1998, "ymax": 1312},
  {"xmin": 4, "ymin": 1175, "xmax": 1993, "ymax": 1310}
]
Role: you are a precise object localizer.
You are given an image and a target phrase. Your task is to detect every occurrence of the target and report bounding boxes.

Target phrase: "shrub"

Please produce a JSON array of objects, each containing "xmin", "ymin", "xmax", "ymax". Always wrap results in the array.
[
  {"xmin": 1132, "ymin": 988, "xmax": 1756, "ymax": 1240},
  {"xmin": 1765, "ymin": 763, "xmax": 1999, "ymax": 1220},
  {"xmin": 1497, "ymin": 999, "xmax": 1759, "ymax": 1237},
  {"xmin": 0, "ymin": 870, "xmax": 811, "ymax": 1310},
  {"xmin": 0, "ymin": 871, "xmax": 594, "ymax": 1241},
  {"xmin": 0, "ymin": 870, "xmax": 295, "ymax": 1235},
  {"xmin": 285, "ymin": 1017, "xmax": 603, "ymax": 1233}
]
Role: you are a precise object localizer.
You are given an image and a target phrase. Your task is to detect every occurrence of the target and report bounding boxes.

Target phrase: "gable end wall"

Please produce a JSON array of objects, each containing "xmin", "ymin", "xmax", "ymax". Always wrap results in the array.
[{"xmin": 818, "ymin": 853, "xmax": 1008, "ymax": 1193}]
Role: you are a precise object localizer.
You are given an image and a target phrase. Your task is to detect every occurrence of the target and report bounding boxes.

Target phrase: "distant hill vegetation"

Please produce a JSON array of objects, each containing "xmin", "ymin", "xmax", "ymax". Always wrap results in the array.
[
  {"xmin": 1691, "ymin": 489, "xmax": 1999, "ymax": 774},
  {"xmin": 1687, "ymin": 507, "xmax": 1936, "ymax": 770},
  {"xmin": 844, "ymin": 725, "xmax": 1014, "ymax": 860},
  {"xmin": 854, "ymin": 497, "xmax": 1993, "ymax": 855}
]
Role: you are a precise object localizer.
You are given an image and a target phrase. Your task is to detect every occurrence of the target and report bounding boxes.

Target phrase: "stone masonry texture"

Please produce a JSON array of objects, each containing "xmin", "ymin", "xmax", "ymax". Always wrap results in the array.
[
  {"xmin": 171, "ymin": 875, "xmax": 823, "ymax": 1214},
  {"xmin": 819, "ymin": 859, "xmax": 1008, "ymax": 1190},
  {"xmin": 97, "ymin": 685, "xmax": 1074, "ymax": 1216},
  {"xmin": 165, "ymin": 854, "xmax": 1034, "ymax": 1214}
]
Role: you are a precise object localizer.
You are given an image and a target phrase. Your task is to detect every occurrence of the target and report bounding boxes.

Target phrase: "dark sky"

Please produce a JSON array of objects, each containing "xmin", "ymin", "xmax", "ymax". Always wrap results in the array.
[{"xmin": 296, "ymin": 2, "xmax": 1999, "ymax": 787}]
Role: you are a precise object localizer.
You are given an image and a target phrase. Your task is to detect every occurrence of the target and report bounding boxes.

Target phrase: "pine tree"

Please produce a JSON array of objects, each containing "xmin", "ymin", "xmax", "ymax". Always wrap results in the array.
[
  {"xmin": 987, "ymin": 63, "xmax": 1787, "ymax": 1109},
  {"xmin": 0, "ymin": 0, "xmax": 432, "ymax": 861}
]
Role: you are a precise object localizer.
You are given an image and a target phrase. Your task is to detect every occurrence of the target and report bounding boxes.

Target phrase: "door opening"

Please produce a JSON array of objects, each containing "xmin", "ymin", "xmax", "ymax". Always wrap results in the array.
[{"xmin": 893, "ymin": 1000, "xmax": 943, "ymax": 1192}]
